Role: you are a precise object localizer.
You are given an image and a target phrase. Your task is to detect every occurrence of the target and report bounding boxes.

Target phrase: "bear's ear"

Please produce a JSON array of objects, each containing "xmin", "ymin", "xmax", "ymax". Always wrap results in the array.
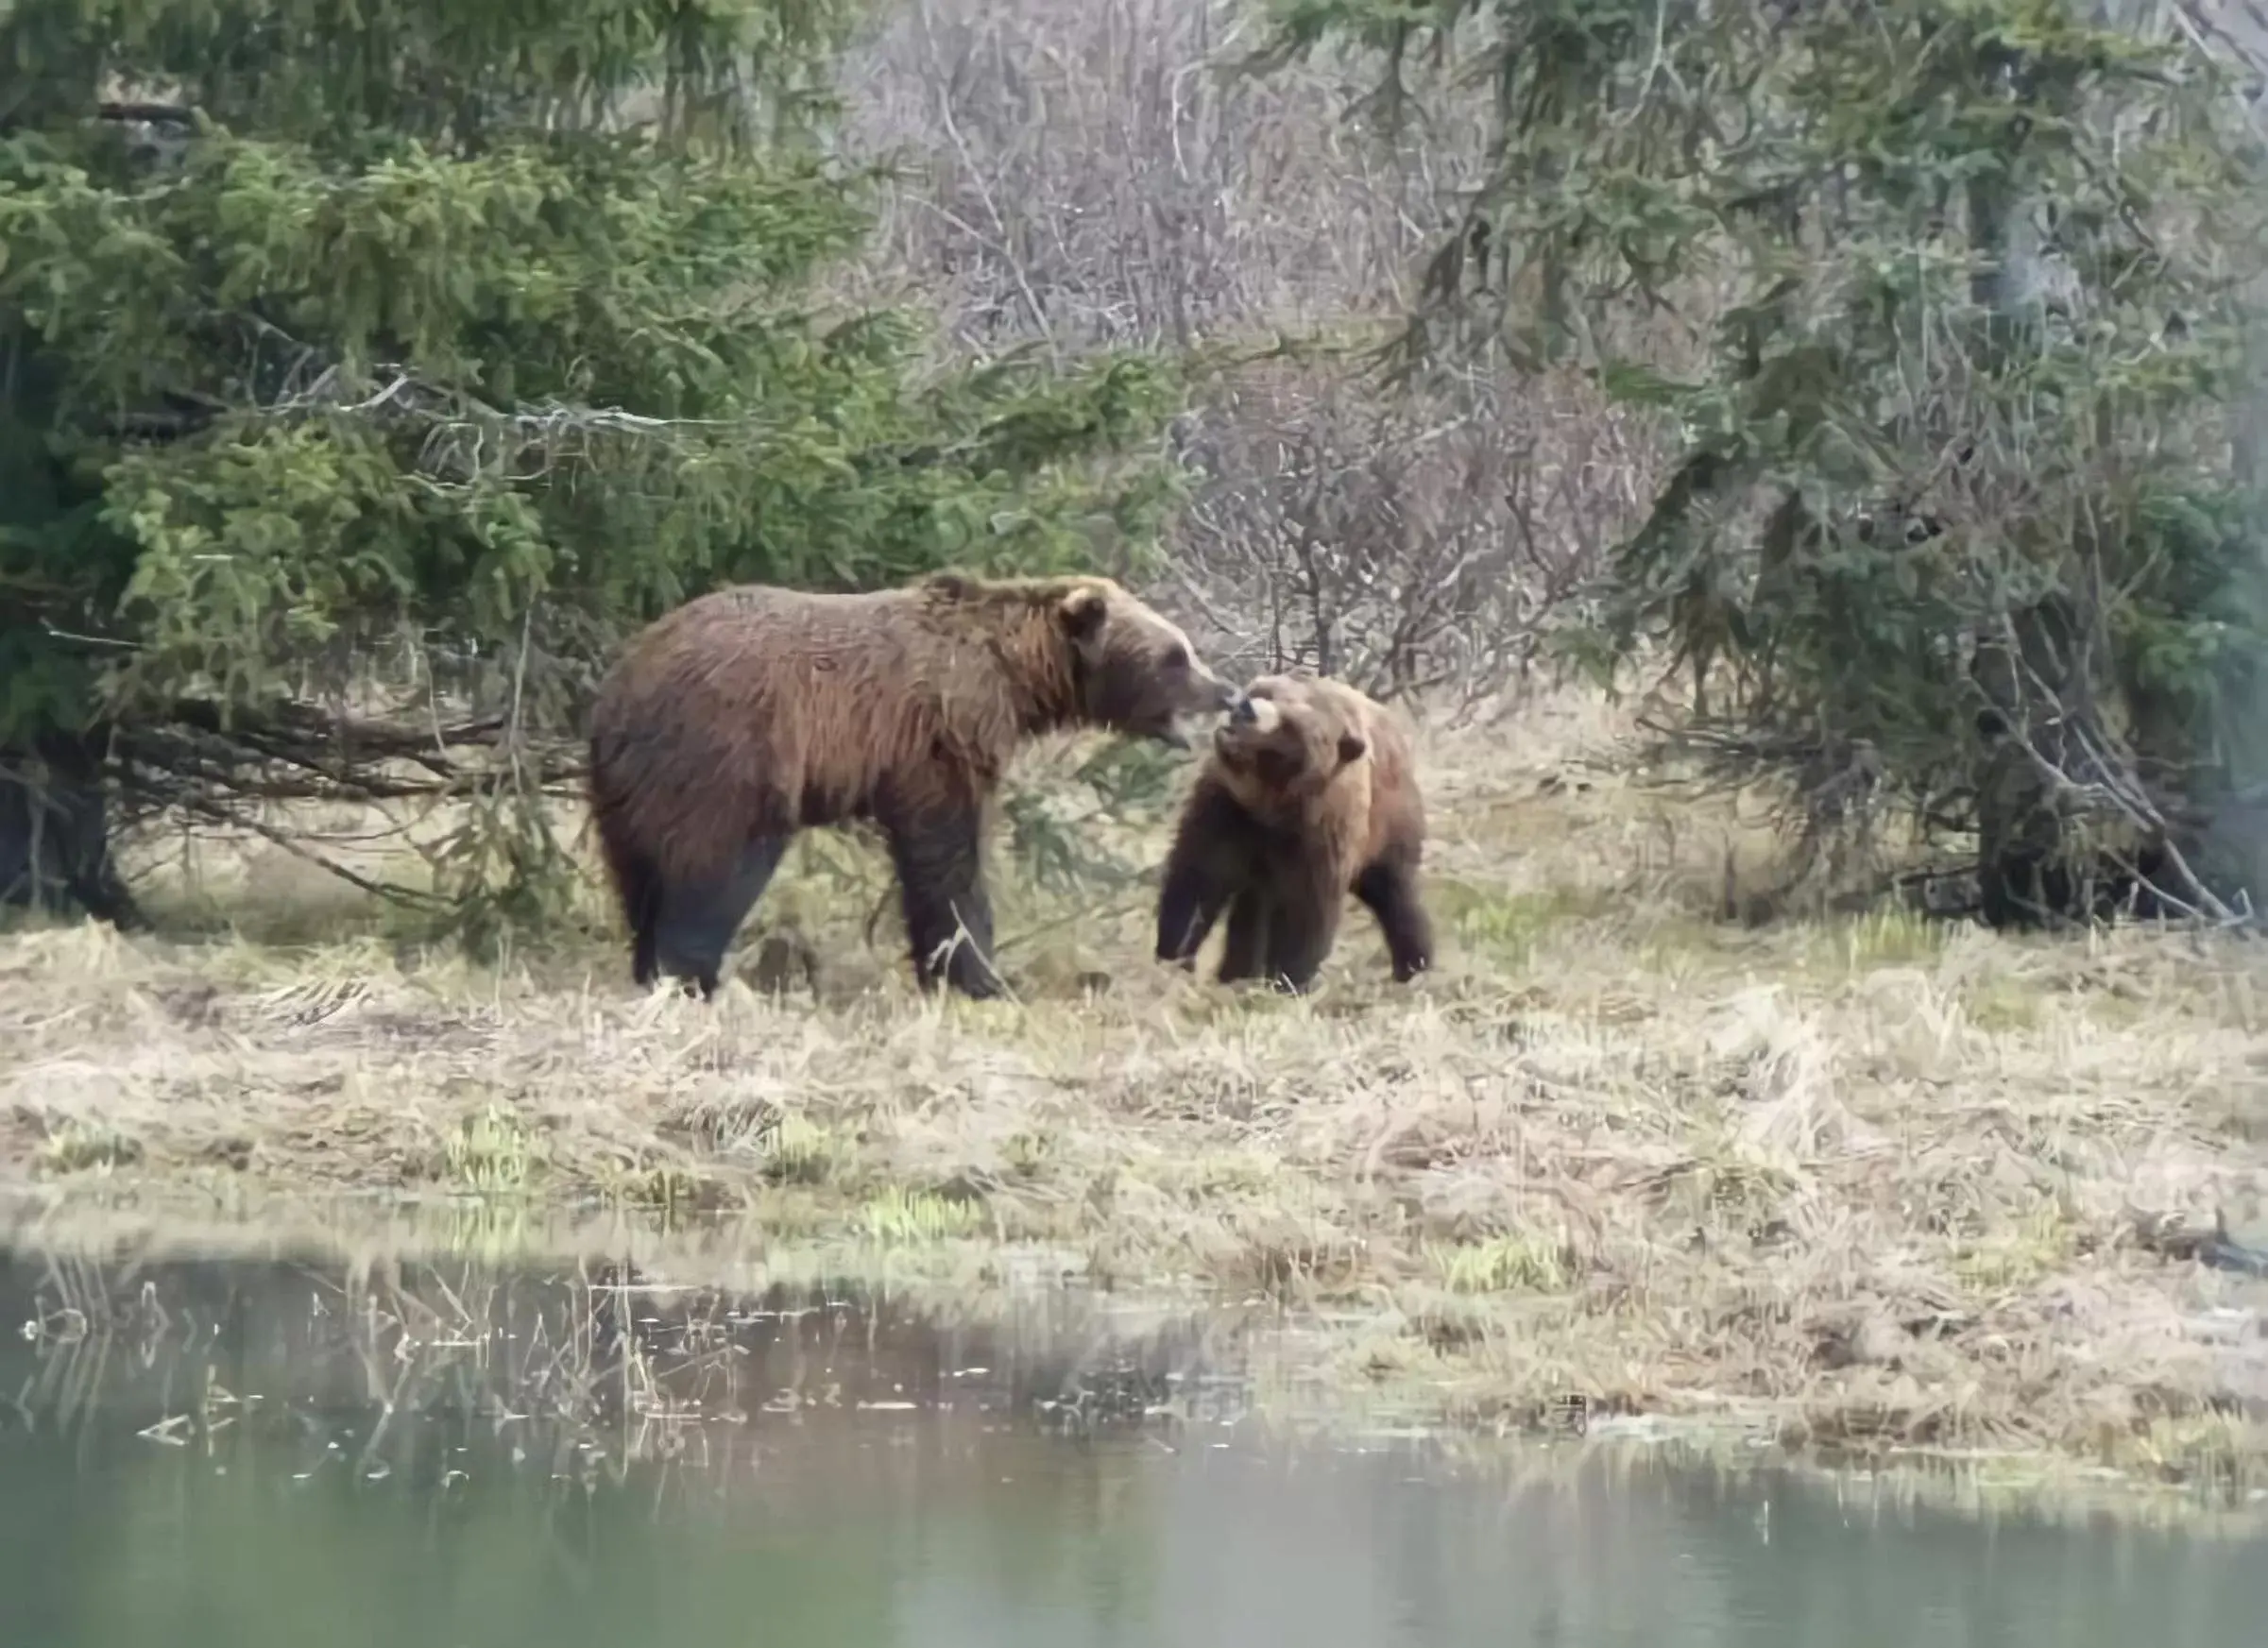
[
  {"xmin": 1057, "ymin": 586, "xmax": 1110, "ymax": 641},
  {"xmin": 1336, "ymin": 729, "xmax": 1369, "ymax": 767},
  {"xmin": 924, "ymin": 570, "xmax": 976, "ymax": 601}
]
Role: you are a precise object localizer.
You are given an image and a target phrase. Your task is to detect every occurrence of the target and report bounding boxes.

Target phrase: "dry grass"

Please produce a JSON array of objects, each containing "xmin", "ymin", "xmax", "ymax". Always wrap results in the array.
[{"xmin": 6, "ymin": 685, "xmax": 2268, "ymax": 1508}]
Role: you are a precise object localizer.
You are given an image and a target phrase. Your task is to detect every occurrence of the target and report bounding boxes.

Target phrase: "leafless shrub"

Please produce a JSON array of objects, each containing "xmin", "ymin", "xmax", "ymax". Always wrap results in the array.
[
  {"xmin": 842, "ymin": 0, "xmax": 1657, "ymax": 706},
  {"xmin": 844, "ymin": 0, "xmax": 1467, "ymax": 346},
  {"xmin": 1166, "ymin": 358, "xmax": 1658, "ymax": 712}
]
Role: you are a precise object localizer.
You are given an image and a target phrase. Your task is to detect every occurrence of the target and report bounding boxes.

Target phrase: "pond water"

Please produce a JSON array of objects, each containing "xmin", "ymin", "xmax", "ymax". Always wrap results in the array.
[{"xmin": 3, "ymin": 1245, "xmax": 2265, "ymax": 1648}]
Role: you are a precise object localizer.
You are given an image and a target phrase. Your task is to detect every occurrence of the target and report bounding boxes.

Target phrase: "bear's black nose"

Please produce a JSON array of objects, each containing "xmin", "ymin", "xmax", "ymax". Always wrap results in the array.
[{"xmin": 1229, "ymin": 694, "xmax": 1258, "ymax": 725}]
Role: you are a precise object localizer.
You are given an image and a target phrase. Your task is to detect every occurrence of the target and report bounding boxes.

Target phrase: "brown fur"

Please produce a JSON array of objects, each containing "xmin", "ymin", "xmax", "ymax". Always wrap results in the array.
[
  {"xmin": 1153, "ymin": 671, "xmax": 1433, "ymax": 993},
  {"xmin": 588, "ymin": 569, "xmax": 1236, "ymax": 999}
]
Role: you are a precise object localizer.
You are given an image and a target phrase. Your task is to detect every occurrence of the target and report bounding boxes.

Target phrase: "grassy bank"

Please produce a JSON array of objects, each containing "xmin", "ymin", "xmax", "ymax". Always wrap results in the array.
[{"xmin": 5, "ymin": 688, "xmax": 2267, "ymax": 1503}]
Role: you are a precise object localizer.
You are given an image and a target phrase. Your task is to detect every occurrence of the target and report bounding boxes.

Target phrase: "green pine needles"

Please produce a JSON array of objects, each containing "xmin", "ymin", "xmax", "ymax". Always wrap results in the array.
[
  {"xmin": 0, "ymin": 0, "xmax": 1185, "ymax": 939},
  {"xmin": 1256, "ymin": 0, "xmax": 2268, "ymax": 925}
]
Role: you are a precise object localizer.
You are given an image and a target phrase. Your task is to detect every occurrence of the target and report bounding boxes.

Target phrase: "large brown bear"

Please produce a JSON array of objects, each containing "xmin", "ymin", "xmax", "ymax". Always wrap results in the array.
[
  {"xmin": 587, "ymin": 569, "xmax": 1237, "ymax": 1000},
  {"xmin": 1154, "ymin": 671, "xmax": 1434, "ymax": 994}
]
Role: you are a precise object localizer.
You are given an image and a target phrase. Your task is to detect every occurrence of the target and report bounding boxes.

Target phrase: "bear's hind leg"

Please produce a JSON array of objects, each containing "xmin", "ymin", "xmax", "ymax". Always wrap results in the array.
[
  {"xmin": 607, "ymin": 842, "xmax": 662, "ymax": 988},
  {"xmin": 1353, "ymin": 858, "xmax": 1434, "ymax": 983},
  {"xmin": 632, "ymin": 886, "xmax": 661, "ymax": 991},
  {"xmin": 882, "ymin": 802, "xmax": 1003, "ymax": 999},
  {"xmin": 596, "ymin": 831, "xmax": 665, "ymax": 988},
  {"xmin": 651, "ymin": 836, "xmax": 791, "ymax": 999}
]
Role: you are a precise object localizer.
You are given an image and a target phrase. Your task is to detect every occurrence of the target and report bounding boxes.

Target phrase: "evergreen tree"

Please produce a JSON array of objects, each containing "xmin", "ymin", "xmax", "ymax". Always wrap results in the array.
[
  {"xmin": 1257, "ymin": 0, "xmax": 2268, "ymax": 925},
  {"xmin": 0, "ymin": 0, "xmax": 1181, "ymax": 937}
]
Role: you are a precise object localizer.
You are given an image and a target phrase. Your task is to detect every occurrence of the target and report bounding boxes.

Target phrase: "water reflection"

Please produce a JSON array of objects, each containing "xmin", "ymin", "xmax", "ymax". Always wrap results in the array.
[{"xmin": 1, "ymin": 1248, "xmax": 2263, "ymax": 1648}]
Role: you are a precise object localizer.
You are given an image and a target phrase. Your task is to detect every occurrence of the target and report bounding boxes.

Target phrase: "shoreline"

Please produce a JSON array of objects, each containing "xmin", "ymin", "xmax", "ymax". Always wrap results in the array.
[
  {"xmin": 5, "ymin": 1185, "xmax": 2266, "ymax": 1536},
  {"xmin": 5, "ymin": 696, "xmax": 2267, "ymax": 1526}
]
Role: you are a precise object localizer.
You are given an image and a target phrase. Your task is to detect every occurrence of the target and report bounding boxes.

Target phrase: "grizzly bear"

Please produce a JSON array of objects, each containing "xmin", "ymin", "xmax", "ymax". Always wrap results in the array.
[
  {"xmin": 1154, "ymin": 671, "xmax": 1434, "ymax": 994},
  {"xmin": 587, "ymin": 570, "xmax": 1238, "ymax": 1000}
]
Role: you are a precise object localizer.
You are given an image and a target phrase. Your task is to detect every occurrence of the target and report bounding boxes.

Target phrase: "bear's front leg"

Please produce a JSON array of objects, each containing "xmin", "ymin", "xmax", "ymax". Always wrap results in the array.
[
  {"xmin": 1155, "ymin": 779, "xmax": 1263, "ymax": 974},
  {"xmin": 1213, "ymin": 888, "xmax": 1271, "ymax": 984},
  {"xmin": 1256, "ymin": 860, "xmax": 1347, "ymax": 994},
  {"xmin": 883, "ymin": 801, "xmax": 1005, "ymax": 999}
]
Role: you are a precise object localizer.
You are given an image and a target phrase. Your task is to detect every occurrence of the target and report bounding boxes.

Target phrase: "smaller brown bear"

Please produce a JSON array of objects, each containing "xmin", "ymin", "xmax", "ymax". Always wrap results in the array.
[
  {"xmin": 1154, "ymin": 671, "xmax": 1434, "ymax": 994},
  {"xmin": 588, "ymin": 569, "xmax": 1238, "ymax": 1001}
]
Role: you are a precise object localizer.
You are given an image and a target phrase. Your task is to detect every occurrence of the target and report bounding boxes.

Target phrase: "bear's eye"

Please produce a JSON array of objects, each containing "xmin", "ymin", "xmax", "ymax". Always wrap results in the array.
[{"xmin": 1165, "ymin": 643, "xmax": 1189, "ymax": 671}]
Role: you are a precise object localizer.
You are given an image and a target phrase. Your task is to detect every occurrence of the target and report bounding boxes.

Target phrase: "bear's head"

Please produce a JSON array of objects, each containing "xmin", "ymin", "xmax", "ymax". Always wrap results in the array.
[
  {"xmin": 1051, "ymin": 579, "xmax": 1238, "ymax": 747},
  {"xmin": 920, "ymin": 571, "xmax": 1236, "ymax": 746},
  {"xmin": 1209, "ymin": 671, "xmax": 1371, "ymax": 804}
]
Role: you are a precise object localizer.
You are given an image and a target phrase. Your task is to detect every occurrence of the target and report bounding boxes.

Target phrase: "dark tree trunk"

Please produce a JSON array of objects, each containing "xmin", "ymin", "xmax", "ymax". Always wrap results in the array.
[
  {"xmin": 0, "ymin": 737, "xmax": 145, "ymax": 931},
  {"xmin": 1968, "ymin": 597, "xmax": 2168, "ymax": 928}
]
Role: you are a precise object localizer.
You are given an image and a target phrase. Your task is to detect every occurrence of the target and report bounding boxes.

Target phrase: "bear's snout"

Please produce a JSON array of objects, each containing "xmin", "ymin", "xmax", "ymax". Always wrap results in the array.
[{"xmin": 1228, "ymin": 693, "xmax": 1259, "ymax": 725}]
